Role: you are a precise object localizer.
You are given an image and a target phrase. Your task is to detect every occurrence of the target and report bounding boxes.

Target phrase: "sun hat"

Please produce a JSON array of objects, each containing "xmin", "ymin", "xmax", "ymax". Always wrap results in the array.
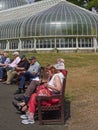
[
  {"xmin": 54, "ymin": 62, "xmax": 65, "ymax": 70},
  {"xmin": 13, "ymin": 52, "xmax": 19, "ymax": 55},
  {"xmin": 59, "ymin": 58, "xmax": 64, "ymax": 63}
]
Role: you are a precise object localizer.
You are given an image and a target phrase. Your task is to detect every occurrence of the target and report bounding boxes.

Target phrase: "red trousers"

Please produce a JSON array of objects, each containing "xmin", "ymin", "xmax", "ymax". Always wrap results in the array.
[
  {"xmin": 27, "ymin": 87, "xmax": 60, "ymax": 113},
  {"xmin": 28, "ymin": 93, "xmax": 37, "ymax": 113}
]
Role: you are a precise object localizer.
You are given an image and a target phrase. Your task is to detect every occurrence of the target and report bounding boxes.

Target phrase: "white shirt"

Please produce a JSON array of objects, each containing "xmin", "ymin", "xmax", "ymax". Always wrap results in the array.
[
  {"xmin": 32, "ymin": 77, "xmax": 40, "ymax": 81},
  {"xmin": 48, "ymin": 72, "xmax": 64, "ymax": 87},
  {"xmin": 8, "ymin": 56, "xmax": 21, "ymax": 68},
  {"xmin": 47, "ymin": 72, "xmax": 64, "ymax": 93}
]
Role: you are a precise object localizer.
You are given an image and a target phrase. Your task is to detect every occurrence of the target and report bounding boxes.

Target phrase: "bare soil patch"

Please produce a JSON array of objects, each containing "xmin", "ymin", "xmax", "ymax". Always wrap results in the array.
[{"xmin": 66, "ymin": 65, "xmax": 98, "ymax": 130}]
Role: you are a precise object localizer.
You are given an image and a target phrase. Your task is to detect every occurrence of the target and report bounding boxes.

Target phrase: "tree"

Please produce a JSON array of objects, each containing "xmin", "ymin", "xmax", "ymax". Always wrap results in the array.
[
  {"xmin": 86, "ymin": 0, "xmax": 98, "ymax": 11},
  {"xmin": 67, "ymin": 0, "xmax": 85, "ymax": 7}
]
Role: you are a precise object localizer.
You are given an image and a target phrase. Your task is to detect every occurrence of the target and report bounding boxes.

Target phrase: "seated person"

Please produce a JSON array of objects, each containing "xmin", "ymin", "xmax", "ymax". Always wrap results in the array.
[
  {"xmin": 12, "ymin": 65, "xmax": 64, "ymax": 124},
  {"xmin": 14, "ymin": 66, "xmax": 48, "ymax": 104},
  {"xmin": 0, "ymin": 52, "xmax": 11, "ymax": 67},
  {"xmin": 3, "ymin": 54, "xmax": 29, "ymax": 85},
  {"xmin": 14, "ymin": 56, "xmax": 41, "ymax": 95},
  {"xmin": 5, "ymin": 51, "xmax": 21, "ymax": 70},
  {"xmin": 54, "ymin": 58, "xmax": 67, "ymax": 76},
  {"xmin": 0, "ymin": 50, "xmax": 3, "ymax": 62},
  {"xmin": 0, "ymin": 52, "xmax": 11, "ymax": 81}
]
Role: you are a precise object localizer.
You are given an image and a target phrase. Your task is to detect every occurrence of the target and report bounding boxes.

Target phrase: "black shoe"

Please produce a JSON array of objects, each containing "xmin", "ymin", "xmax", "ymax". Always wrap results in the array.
[
  {"xmin": 23, "ymin": 88, "xmax": 26, "ymax": 93},
  {"xmin": 14, "ymin": 89, "xmax": 22, "ymax": 95},
  {"xmin": 13, "ymin": 78, "xmax": 20, "ymax": 83},
  {"xmin": 12, "ymin": 101, "xmax": 22, "ymax": 112},
  {"xmin": 14, "ymin": 96, "xmax": 24, "ymax": 101}
]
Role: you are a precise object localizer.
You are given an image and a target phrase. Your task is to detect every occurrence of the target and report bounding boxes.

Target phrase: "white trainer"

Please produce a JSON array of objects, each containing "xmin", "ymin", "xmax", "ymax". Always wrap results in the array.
[
  {"xmin": 21, "ymin": 119, "xmax": 35, "ymax": 125},
  {"xmin": 20, "ymin": 114, "xmax": 28, "ymax": 119}
]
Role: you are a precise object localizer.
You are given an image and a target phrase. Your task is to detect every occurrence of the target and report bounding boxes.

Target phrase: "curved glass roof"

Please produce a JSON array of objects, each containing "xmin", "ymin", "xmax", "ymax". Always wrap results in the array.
[
  {"xmin": 0, "ymin": 0, "xmax": 98, "ymax": 39},
  {"xmin": 0, "ymin": 0, "xmax": 28, "ymax": 11},
  {"xmin": 22, "ymin": 1, "xmax": 98, "ymax": 37}
]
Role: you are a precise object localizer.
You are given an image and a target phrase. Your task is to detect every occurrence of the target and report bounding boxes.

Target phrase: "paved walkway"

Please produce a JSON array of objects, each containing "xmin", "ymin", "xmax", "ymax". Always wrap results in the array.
[{"xmin": 0, "ymin": 83, "xmax": 70, "ymax": 130}]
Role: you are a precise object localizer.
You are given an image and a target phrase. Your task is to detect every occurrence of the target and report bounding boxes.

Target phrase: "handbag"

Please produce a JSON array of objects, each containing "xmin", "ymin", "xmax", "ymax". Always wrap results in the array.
[
  {"xmin": 36, "ymin": 85, "xmax": 52, "ymax": 96},
  {"xmin": 36, "ymin": 85, "xmax": 59, "ymax": 106}
]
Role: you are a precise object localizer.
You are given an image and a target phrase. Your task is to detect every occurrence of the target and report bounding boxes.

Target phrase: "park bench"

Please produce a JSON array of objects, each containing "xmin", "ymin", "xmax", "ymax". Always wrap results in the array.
[{"xmin": 36, "ymin": 71, "xmax": 67, "ymax": 125}]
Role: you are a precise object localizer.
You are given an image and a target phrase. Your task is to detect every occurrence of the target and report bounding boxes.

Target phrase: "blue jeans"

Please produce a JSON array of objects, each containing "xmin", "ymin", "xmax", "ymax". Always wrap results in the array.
[
  {"xmin": 18, "ymin": 71, "xmax": 37, "ymax": 89},
  {"xmin": 0, "ymin": 67, "xmax": 6, "ymax": 79}
]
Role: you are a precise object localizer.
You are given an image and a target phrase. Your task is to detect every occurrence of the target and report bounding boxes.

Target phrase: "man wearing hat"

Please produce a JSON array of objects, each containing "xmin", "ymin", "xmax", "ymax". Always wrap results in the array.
[
  {"xmin": 0, "ymin": 51, "xmax": 21, "ymax": 82},
  {"xmin": 6, "ymin": 51, "xmax": 21, "ymax": 69},
  {"xmin": 14, "ymin": 56, "xmax": 40, "ymax": 94},
  {"xmin": 3, "ymin": 54, "xmax": 29, "ymax": 84}
]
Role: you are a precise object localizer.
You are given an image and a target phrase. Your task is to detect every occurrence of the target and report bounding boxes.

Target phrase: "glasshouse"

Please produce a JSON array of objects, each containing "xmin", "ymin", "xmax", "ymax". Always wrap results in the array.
[{"xmin": 0, "ymin": 0, "xmax": 98, "ymax": 52}]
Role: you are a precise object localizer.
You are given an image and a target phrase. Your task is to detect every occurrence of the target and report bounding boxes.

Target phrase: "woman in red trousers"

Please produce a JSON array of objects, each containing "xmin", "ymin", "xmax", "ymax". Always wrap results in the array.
[{"xmin": 20, "ymin": 65, "xmax": 64, "ymax": 124}]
